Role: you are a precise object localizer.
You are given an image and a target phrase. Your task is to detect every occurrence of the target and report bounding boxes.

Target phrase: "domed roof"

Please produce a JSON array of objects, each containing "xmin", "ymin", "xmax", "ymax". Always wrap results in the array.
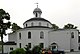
[
  {"xmin": 23, "ymin": 17, "xmax": 51, "ymax": 25},
  {"xmin": 33, "ymin": 8, "xmax": 42, "ymax": 13}
]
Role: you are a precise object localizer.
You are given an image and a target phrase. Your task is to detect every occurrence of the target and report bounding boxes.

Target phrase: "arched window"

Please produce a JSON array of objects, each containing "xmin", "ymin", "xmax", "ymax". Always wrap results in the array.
[
  {"xmin": 71, "ymin": 32, "xmax": 74, "ymax": 38},
  {"xmin": 31, "ymin": 22, "xmax": 33, "ymax": 26},
  {"xmin": 28, "ymin": 32, "xmax": 31, "ymax": 39},
  {"xmin": 40, "ymin": 31, "xmax": 44, "ymax": 39},
  {"xmin": 26, "ymin": 24, "xmax": 27, "ymax": 27},
  {"xmin": 47, "ymin": 23, "xmax": 49, "ymax": 27},
  {"xmin": 39, "ymin": 22, "xmax": 41, "ymax": 26},
  {"xmin": 36, "ymin": 13, "xmax": 38, "ymax": 17}
]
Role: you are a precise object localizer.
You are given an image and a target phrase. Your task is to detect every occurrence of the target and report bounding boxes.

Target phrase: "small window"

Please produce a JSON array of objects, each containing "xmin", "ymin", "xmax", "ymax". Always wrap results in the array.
[
  {"xmin": 36, "ymin": 13, "xmax": 38, "ymax": 17},
  {"xmin": 10, "ymin": 47, "xmax": 13, "ymax": 50},
  {"xmin": 39, "ymin": 22, "xmax": 41, "ymax": 26},
  {"xmin": 19, "ymin": 33, "xmax": 21, "ymax": 40},
  {"xmin": 70, "ymin": 49, "xmax": 74, "ymax": 52},
  {"xmin": 19, "ymin": 43, "xmax": 21, "ymax": 48},
  {"xmin": 71, "ymin": 32, "xmax": 74, "ymax": 38},
  {"xmin": 28, "ymin": 32, "xmax": 31, "ymax": 39},
  {"xmin": 78, "ymin": 36, "xmax": 80, "ymax": 43},
  {"xmin": 40, "ymin": 43, "xmax": 44, "ymax": 48},
  {"xmin": 31, "ymin": 22, "xmax": 33, "ymax": 26},
  {"xmin": 28, "ymin": 43, "xmax": 31, "ymax": 48},
  {"xmin": 47, "ymin": 23, "xmax": 49, "ymax": 27},
  {"xmin": 26, "ymin": 24, "xmax": 27, "ymax": 27},
  {"xmin": 79, "ymin": 46, "xmax": 80, "ymax": 50},
  {"xmin": 40, "ymin": 31, "xmax": 44, "ymax": 39}
]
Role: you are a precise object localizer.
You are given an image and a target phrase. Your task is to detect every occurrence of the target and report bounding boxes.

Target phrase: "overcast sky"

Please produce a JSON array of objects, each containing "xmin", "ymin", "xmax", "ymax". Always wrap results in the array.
[{"xmin": 0, "ymin": 0, "xmax": 80, "ymax": 41}]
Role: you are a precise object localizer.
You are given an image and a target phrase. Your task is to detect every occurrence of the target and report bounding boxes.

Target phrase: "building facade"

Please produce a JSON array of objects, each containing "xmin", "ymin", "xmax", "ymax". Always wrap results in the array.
[{"xmin": 2, "ymin": 7, "xmax": 80, "ymax": 53}]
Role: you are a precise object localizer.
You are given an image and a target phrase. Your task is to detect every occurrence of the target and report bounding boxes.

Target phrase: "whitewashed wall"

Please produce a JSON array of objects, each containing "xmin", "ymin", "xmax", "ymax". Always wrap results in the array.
[
  {"xmin": 16, "ymin": 28, "xmax": 51, "ymax": 49},
  {"xmin": 3, "ymin": 45, "xmax": 17, "ymax": 54},
  {"xmin": 48, "ymin": 29, "xmax": 79, "ymax": 52},
  {"xmin": 8, "ymin": 33, "xmax": 17, "ymax": 43}
]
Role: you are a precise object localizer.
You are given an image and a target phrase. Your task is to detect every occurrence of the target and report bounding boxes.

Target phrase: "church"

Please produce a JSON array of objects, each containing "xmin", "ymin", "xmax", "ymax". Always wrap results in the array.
[{"xmin": 2, "ymin": 6, "xmax": 80, "ymax": 53}]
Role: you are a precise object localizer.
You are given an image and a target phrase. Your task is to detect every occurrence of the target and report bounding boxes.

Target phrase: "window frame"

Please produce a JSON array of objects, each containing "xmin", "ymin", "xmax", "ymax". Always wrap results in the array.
[
  {"xmin": 10, "ymin": 47, "xmax": 13, "ymax": 50},
  {"xmin": 19, "ymin": 43, "xmax": 21, "ymax": 48},
  {"xmin": 71, "ymin": 32, "xmax": 74, "ymax": 38},
  {"xmin": 28, "ymin": 32, "xmax": 31, "ymax": 39},
  {"xmin": 28, "ymin": 43, "xmax": 31, "ymax": 48},
  {"xmin": 40, "ymin": 43, "xmax": 44, "ymax": 48},
  {"xmin": 19, "ymin": 33, "xmax": 21, "ymax": 40},
  {"xmin": 40, "ymin": 31, "xmax": 44, "ymax": 39},
  {"xmin": 39, "ymin": 22, "xmax": 41, "ymax": 26}
]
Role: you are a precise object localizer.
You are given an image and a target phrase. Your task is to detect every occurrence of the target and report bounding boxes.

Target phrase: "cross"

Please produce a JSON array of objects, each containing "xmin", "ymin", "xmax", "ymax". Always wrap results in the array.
[{"xmin": 35, "ymin": 3, "xmax": 39, "ymax": 8}]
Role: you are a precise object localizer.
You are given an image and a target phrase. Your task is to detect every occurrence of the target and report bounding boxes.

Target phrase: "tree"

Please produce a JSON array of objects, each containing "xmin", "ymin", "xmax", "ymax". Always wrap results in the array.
[
  {"xmin": 0, "ymin": 9, "xmax": 11, "ymax": 54},
  {"xmin": 52, "ymin": 24, "xmax": 59, "ymax": 30},
  {"xmin": 32, "ymin": 45, "xmax": 41, "ymax": 54},
  {"xmin": 11, "ymin": 23, "xmax": 22, "ymax": 32},
  {"xmin": 63, "ymin": 23, "xmax": 77, "ymax": 29},
  {"xmin": 10, "ymin": 48, "xmax": 26, "ymax": 54},
  {"xmin": 24, "ymin": 45, "xmax": 31, "ymax": 54}
]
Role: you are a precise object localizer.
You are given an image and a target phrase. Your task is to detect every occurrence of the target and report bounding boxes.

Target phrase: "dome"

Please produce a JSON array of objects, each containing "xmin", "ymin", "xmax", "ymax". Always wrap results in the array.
[
  {"xmin": 33, "ymin": 8, "xmax": 42, "ymax": 14},
  {"xmin": 23, "ymin": 7, "xmax": 52, "ymax": 28},
  {"xmin": 23, "ymin": 17, "xmax": 51, "ymax": 24}
]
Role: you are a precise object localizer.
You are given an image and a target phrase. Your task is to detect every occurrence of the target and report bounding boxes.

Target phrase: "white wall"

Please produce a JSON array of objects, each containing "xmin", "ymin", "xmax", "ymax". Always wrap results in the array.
[
  {"xmin": 70, "ymin": 30, "xmax": 79, "ymax": 51},
  {"xmin": 3, "ymin": 45, "xmax": 17, "ymax": 53},
  {"xmin": 16, "ymin": 28, "xmax": 51, "ymax": 49},
  {"xmin": 49, "ymin": 30, "xmax": 71, "ymax": 52},
  {"xmin": 8, "ymin": 33, "xmax": 17, "ymax": 43},
  {"xmin": 49, "ymin": 29, "xmax": 79, "ymax": 52}
]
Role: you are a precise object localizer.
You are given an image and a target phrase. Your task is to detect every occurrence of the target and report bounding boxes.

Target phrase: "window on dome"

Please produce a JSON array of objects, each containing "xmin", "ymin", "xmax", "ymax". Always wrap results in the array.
[
  {"xmin": 28, "ymin": 32, "xmax": 31, "ymax": 39},
  {"xmin": 31, "ymin": 22, "xmax": 33, "ymax": 26},
  {"xmin": 40, "ymin": 31, "xmax": 44, "ymax": 39},
  {"xmin": 26, "ymin": 24, "xmax": 27, "ymax": 27},
  {"xmin": 39, "ymin": 22, "xmax": 41, "ymax": 26},
  {"xmin": 36, "ymin": 13, "xmax": 38, "ymax": 17},
  {"xmin": 47, "ymin": 23, "xmax": 49, "ymax": 27}
]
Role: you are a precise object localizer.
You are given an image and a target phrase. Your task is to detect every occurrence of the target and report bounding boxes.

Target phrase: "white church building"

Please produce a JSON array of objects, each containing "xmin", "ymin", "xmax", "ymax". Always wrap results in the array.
[{"xmin": 2, "ymin": 6, "xmax": 80, "ymax": 53}]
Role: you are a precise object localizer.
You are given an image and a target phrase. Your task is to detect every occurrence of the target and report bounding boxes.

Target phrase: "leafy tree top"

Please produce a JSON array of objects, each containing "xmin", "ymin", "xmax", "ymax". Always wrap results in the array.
[
  {"xmin": 63, "ymin": 23, "xmax": 77, "ymax": 29},
  {"xmin": 11, "ymin": 23, "xmax": 22, "ymax": 32},
  {"xmin": 52, "ymin": 24, "xmax": 59, "ymax": 30}
]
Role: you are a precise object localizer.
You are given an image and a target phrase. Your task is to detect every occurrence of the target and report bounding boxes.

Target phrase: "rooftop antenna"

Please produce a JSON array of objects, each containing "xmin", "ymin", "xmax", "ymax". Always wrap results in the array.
[{"xmin": 35, "ymin": 3, "xmax": 38, "ymax": 8}]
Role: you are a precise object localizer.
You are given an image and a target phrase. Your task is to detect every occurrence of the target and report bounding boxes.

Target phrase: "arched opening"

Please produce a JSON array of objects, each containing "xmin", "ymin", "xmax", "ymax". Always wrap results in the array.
[
  {"xmin": 36, "ymin": 13, "xmax": 38, "ymax": 17},
  {"xmin": 40, "ymin": 31, "xmax": 44, "ymax": 39},
  {"xmin": 28, "ymin": 32, "xmax": 31, "ymax": 39},
  {"xmin": 39, "ymin": 22, "xmax": 41, "ymax": 26},
  {"xmin": 31, "ymin": 22, "xmax": 33, "ymax": 26},
  {"xmin": 50, "ymin": 42, "xmax": 58, "ymax": 51}
]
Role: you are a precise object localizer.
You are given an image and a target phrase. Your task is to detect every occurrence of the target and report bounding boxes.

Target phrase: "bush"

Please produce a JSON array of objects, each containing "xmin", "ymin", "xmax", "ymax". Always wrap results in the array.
[{"xmin": 10, "ymin": 48, "xmax": 26, "ymax": 54}]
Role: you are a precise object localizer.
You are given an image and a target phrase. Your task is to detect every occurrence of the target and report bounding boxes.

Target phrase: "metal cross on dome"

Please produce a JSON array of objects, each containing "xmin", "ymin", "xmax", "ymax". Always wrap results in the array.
[{"xmin": 35, "ymin": 3, "xmax": 39, "ymax": 8}]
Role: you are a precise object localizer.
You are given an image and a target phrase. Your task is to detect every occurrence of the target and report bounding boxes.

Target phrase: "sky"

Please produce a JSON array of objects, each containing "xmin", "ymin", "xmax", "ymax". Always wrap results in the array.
[{"xmin": 0, "ymin": 0, "xmax": 80, "ymax": 41}]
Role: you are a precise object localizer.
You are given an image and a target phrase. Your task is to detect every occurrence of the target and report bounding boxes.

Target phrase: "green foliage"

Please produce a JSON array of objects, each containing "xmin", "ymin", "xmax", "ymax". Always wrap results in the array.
[
  {"xmin": 52, "ymin": 24, "xmax": 59, "ymax": 30},
  {"xmin": 24, "ymin": 45, "xmax": 32, "ymax": 54},
  {"xmin": 0, "ymin": 9, "xmax": 11, "ymax": 54},
  {"xmin": 63, "ymin": 23, "xmax": 77, "ymax": 29},
  {"xmin": 32, "ymin": 45, "xmax": 41, "ymax": 54},
  {"xmin": 0, "ymin": 9, "xmax": 11, "ymax": 35},
  {"xmin": 11, "ymin": 23, "xmax": 22, "ymax": 32},
  {"xmin": 10, "ymin": 48, "xmax": 26, "ymax": 54}
]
